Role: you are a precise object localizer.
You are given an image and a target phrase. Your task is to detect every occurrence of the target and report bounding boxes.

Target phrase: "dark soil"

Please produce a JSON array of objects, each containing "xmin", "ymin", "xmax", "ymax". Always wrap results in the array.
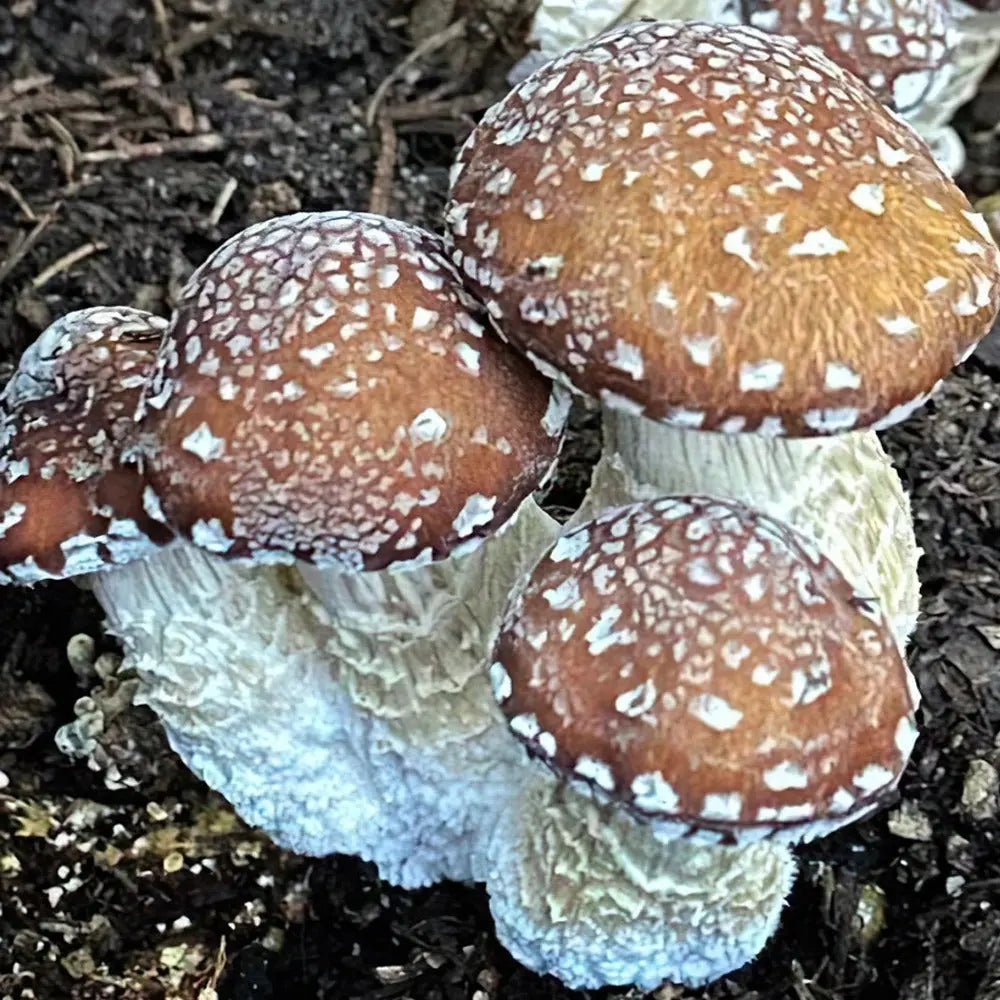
[{"xmin": 1, "ymin": 3, "xmax": 1000, "ymax": 999}]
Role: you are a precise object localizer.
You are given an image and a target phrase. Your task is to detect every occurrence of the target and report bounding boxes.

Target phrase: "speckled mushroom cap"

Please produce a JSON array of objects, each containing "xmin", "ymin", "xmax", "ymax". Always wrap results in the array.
[
  {"xmin": 745, "ymin": 0, "xmax": 955, "ymax": 112},
  {"xmin": 446, "ymin": 20, "xmax": 1000, "ymax": 436},
  {"xmin": 0, "ymin": 307, "xmax": 173, "ymax": 584},
  {"xmin": 491, "ymin": 495, "xmax": 919, "ymax": 844},
  {"xmin": 139, "ymin": 212, "xmax": 567, "ymax": 571}
]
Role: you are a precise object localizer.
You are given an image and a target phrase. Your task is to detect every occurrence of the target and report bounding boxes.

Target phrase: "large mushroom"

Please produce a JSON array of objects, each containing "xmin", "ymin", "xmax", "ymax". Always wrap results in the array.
[
  {"xmin": 485, "ymin": 494, "xmax": 919, "ymax": 987},
  {"xmin": 132, "ymin": 210, "xmax": 570, "ymax": 885}
]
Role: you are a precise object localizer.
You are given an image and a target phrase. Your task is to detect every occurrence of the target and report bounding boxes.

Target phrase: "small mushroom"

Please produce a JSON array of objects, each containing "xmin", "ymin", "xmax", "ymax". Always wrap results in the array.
[
  {"xmin": 0, "ymin": 306, "xmax": 172, "ymax": 581},
  {"xmin": 484, "ymin": 494, "xmax": 919, "ymax": 987},
  {"xmin": 134, "ymin": 211, "xmax": 570, "ymax": 885}
]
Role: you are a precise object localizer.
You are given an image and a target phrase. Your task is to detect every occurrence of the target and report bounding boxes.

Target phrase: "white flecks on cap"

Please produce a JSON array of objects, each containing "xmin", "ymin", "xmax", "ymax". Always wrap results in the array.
[
  {"xmin": 687, "ymin": 692, "xmax": 744, "ymax": 732},
  {"xmin": 180, "ymin": 423, "xmax": 227, "ymax": 461}
]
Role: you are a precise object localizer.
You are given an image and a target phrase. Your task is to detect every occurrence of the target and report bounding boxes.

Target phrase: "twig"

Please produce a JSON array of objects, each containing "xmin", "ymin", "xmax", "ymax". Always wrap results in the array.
[
  {"xmin": 80, "ymin": 133, "xmax": 224, "ymax": 163},
  {"xmin": 0, "ymin": 74, "xmax": 54, "ymax": 103},
  {"xmin": 0, "ymin": 205, "xmax": 61, "ymax": 287},
  {"xmin": 386, "ymin": 90, "xmax": 497, "ymax": 123},
  {"xmin": 207, "ymin": 176, "xmax": 238, "ymax": 227},
  {"xmin": 365, "ymin": 19, "xmax": 467, "ymax": 128},
  {"xmin": 368, "ymin": 111, "xmax": 397, "ymax": 217},
  {"xmin": 0, "ymin": 178, "xmax": 37, "ymax": 221},
  {"xmin": 150, "ymin": 0, "xmax": 184, "ymax": 78},
  {"xmin": 166, "ymin": 15, "xmax": 238, "ymax": 61},
  {"xmin": 42, "ymin": 113, "xmax": 82, "ymax": 180},
  {"xmin": 32, "ymin": 241, "xmax": 108, "ymax": 289}
]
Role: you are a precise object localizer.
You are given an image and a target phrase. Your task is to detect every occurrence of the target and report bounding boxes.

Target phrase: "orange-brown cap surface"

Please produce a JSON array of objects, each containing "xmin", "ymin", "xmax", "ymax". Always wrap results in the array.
[
  {"xmin": 446, "ymin": 20, "xmax": 1000, "ymax": 436},
  {"xmin": 746, "ymin": 0, "xmax": 954, "ymax": 112},
  {"xmin": 0, "ymin": 307, "xmax": 172, "ymax": 584},
  {"xmin": 491, "ymin": 496, "xmax": 918, "ymax": 843},
  {"xmin": 139, "ymin": 212, "xmax": 566, "ymax": 571}
]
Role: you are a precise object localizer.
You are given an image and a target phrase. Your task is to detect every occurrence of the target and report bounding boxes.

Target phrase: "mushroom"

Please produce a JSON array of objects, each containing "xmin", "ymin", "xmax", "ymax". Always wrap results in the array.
[
  {"xmin": 0, "ymin": 306, "xmax": 388, "ymax": 869},
  {"xmin": 484, "ymin": 494, "xmax": 919, "ymax": 987},
  {"xmin": 0, "ymin": 306, "xmax": 172, "ymax": 581},
  {"xmin": 445, "ymin": 19, "xmax": 1000, "ymax": 633},
  {"xmin": 510, "ymin": 2, "xmax": 973, "ymax": 175},
  {"xmin": 132, "ymin": 210, "xmax": 570, "ymax": 885}
]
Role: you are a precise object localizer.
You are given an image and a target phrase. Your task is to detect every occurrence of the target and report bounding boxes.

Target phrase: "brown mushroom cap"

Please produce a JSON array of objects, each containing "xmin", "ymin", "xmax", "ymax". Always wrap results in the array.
[
  {"xmin": 745, "ymin": 0, "xmax": 954, "ymax": 112},
  {"xmin": 139, "ymin": 212, "xmax": 567, "ymax": 571},
  {"xmin": 491, "ymin": 495, "xmax": 918, "ymax": 844},
  {"xmin": 446, "ymin": 20, "xmax": 1000, "ymax": 436},
  {"xmin": 0, "ymin": 307, "xmax": 173, "ymax": 584}
]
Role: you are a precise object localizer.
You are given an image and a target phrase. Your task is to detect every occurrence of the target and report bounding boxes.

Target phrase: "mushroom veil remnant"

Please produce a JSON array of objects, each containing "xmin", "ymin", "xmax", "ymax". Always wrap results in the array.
[
  {"xmin": 486, "ymin": 495, "xmax": 919, "ymax": 987},
  {"xmin": 133, "ymin": 211, "xmax": 570, "ymax": 885}
]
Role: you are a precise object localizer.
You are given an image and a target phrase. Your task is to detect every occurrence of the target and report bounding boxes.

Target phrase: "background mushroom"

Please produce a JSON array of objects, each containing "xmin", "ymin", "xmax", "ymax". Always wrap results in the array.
[
  {"xmin": 484, "ymin": 494, "xmax": 919, "ymax": 987},
  {"xmin": 510, "ymin": 2, "xmax": 985, "ymax": 176},
  {"xmin": 132, "ymin": 210, "xmax": 570, "ymax": 886}
]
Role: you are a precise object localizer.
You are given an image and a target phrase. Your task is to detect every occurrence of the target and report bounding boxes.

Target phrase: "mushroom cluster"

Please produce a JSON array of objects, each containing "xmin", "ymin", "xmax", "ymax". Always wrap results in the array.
[{"xmin": 3, "ymin": 17, "xmax": 999, "ymax": 994}]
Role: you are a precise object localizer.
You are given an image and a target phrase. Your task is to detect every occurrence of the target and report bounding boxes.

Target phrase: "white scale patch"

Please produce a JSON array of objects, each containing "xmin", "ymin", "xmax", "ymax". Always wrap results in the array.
[
  {"xmin": 614, "ymin": 678, "xmax": 657, "ymax": 718},
  {"xmin": 739, "ymin": 359, "xmax": 784, "ymax": 391},
  {"xmin": 489, "ymin": 661, "xmax": 512, "ymax": 703},
  {"xmin": 763, "ymin": 760, "xmax": 810, "ymax": 791},
  {"xmin": 687, "ymin": 692, "xmax": 743, "ymax": 731},
  {"xmin": 701, "ymin": 791, "xmax": 743, "ymax": 822},
  {"xmin": 825, "ymin": 362, "xmax": 861, "ymax": 390},
  {"xmin": 408, "ymin": 408, "xmax": 449, "ymax": 444},
  {"xmin": 574, "ymin": 754, "xmax": 616, "ymax": 791},
  {"xmin": 631, "ymin": 771, "xmax": 680, "ymax": 813},
  {"xmin": 181, "ymin": 423, "xmax": 227, "ymax": 461},
  {"xmin": 788, "ymin": 228, "xmax": 848, "ymax": 257},
  {"xmin": 452, "ymin": 493, "xmax": 496, "ymax": 537},
  {"xmin": 848, "ymin": 183, "xmax": 885, "ymax": 216},
  {"xmin": 853, "ymin": 762, "xmax": 895, "ymax": 794}
]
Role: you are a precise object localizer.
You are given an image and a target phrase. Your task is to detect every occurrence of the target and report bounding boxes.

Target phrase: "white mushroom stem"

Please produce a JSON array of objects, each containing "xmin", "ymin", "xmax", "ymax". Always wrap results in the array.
[
  {"xmin": 86, "ymin": 542, "xmax": 389, "ymax": 863},
  {"xmin": 486, "ymin": 775, "xmax": 796, "ymax": 989},
  {"xmin": 295, "ymin": 495, "xmax": 562, "ymax": 885},
  {"xmin": 590, "ymin": 409, "xmax": 921, "ymax": 648}
]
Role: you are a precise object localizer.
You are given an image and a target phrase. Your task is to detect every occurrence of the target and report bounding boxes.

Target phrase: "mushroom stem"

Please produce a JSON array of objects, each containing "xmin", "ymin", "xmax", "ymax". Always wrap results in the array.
[
  {"xmin": 296, "ymin": 495, "xmax": 561, "ymax": 884},
  {"xmin": 486, "ymin": 776, "xmax": 796, "ymax": 989},
  {"xmin": 587, "ymin": 408, "xmax": 921, "ymax": 648},
  {"xmin": 86, "ymin": 541, "xmax": 387, "ymax": 863}
]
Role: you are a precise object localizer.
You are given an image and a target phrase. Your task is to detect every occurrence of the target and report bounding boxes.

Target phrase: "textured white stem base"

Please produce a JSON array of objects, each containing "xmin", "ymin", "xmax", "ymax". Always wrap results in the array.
[
  {"xmin": 486, "ymin": 774, "xmax": 796, "ymax": 989},
  {"xmin": 593, "ymin": 411, "xmax": 922, "ymax": 648},
  {"xmin": 90, "ymin": 544, "xmax": 390, "ymax": 862},
  {"xmin": 298, "ymin": 498, "xmax": 562, "ymax": 885}
]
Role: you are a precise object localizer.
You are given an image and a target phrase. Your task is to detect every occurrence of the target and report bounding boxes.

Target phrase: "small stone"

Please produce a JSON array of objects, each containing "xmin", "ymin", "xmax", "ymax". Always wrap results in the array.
[
  {"xmin": 962, "ymin": 759, "xmax": 999, "ymax": 820},
  {"xmin": 946, "ymin": 875, "xmax": 966, "ymax": 896},
  {"xmin": 887, "ymin": 800, "xmax": 934, "ymax": 841},
  {"xmin": 163, "ymin": 851, "xmax": 185, "ymax": 873},
  {"xmin": 66, "ymin": 634, "xmax": 97, "ymax": 682},
  {"xmin": 947, "ymin": 833, "xmax": 976, "ymax": 874},
  {"xmin": 856, "ymin": 883, "xmax": 887, "ymax": 946}
]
